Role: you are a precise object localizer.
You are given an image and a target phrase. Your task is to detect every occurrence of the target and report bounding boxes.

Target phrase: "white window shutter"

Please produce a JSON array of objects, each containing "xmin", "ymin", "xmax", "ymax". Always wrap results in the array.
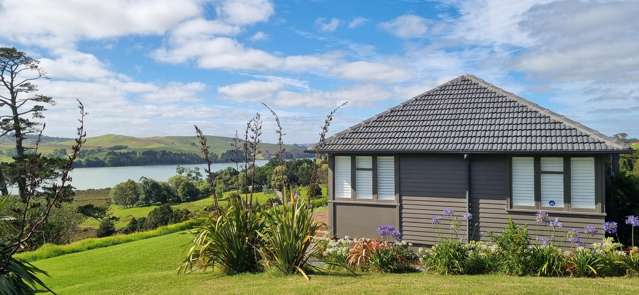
[
  {"xmin": 540, "ymin": 157, "xmax": 564, "ymax": 208},
  {"xmin": 335, "ymin": 156, "xmax": 351, "ymax": 198},
  {"xmin": 512, "ymin": 157, "xmax": 535, "ymax": 206},
  {"xmin": 571, "ymin": 157, "xmax": 595, "ymax": 209},
  {"xmin": 377, "ymin": 156, "xmax": 395, "ymax": 200},
  {"xmin": 355, "ymin": 156, "xmax": 373, "ymax": 199}
]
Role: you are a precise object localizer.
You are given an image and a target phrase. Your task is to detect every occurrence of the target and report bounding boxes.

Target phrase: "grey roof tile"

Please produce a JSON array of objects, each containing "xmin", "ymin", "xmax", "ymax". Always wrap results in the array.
[{"xmin": 319, "ymin": 75, "xmax": 630, "ymax": 153}]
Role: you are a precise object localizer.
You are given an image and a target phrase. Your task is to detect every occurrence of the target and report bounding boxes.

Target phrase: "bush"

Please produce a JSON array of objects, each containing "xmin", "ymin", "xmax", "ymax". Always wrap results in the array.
[
  {"xmin": 96, "ymin": 218, "xmax": 117, "ymax": 237},
  {"xmin": 623, "ymin": 249, "xmax": 639, "ymax": 275},
  {"xmin": 122, "ymin": 217, "xmax": 145, "ymax": 234},
  {"xmin": 526, "ymin": 245, "xmax": 566, "ymax": 276},
  {"xmin": 593, "ymin": 238, "xmax": 626, "ymax": 276},
  {"xmin": 347, "ymin": 239, "xmax": 380, "ymax": 271},
  {"xmin": 421, "ymin": 239, "xmax": 466, "ymax": 274},
  {"xmin": 259, "ymin": 200, "xmax": 322, "ymax": 277},
  {"xmin": 369, "ymin": 241, "xmax": 418, "ymax": 273},
  {"xmin": 567, "ymin": 247, "xmax": 605, "ymax": 277},
  {"xmin": 463, "ymin": 241, "xmax": 499, "ymax": 274},
  {"xmin": 180, "ymin": 197, "xmax": 264, "ymax": 274},
  {"xmin": 321, "ymin": 237, "xmax": 352, "ymax": 270},
  {"xmin": 493, "ymin": 219, "xmax": 529, "ymax": 275},
  {"xmin": 110, "ymin": 179, "xmax": 140, "ymax": 207},
  {"xmin": 144, "ymin": 204, "xmax": 173, "ymax": 230}
]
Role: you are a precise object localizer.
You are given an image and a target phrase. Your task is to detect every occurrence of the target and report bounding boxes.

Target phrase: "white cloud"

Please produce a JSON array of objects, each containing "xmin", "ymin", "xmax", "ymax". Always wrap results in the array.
[
  {"xmin": 348, "ymin": 17, "xmax": 368, "ymax": 29},
  {"xmin": 380, "ymin": 14, "xmax": 428, "ymax": 38},
  {"xmin": 315, "ymin": 18, "xmax": 340, "ymax": 32},
  {"xmin": 331, "ymin": 61, "xmax": 411, "ymax": 82},
  {"xmin": 170, "ymin": 18, "xmax": 241, "ymax": 42},
  {"xmin": 218, "ymin": 76, "xmax": 308, "ymax": 102},
  {"xmin": 249, "ymin": 31, "xmax": 268, "ymax": 41},
  {"xmin": 141, "ymin": 82, "xmax": 206, "ymax": 103},
  {"xmin": 0, "ymin": 0, "xmax": 202, "ymax": 48},
  {"xmin": 217, "ymin": 0, "xmax": 274, "ymax": 25},
  {"xmin": 39, "ymin": 49, "xmax": 113, "ymax": 80}
]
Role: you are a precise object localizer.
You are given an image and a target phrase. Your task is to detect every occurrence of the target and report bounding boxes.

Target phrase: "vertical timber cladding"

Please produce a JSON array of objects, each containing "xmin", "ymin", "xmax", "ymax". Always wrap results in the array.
[
  {"xmin": 400, "ymin": 155, "xmax": 468, "ymax": 245},
  {"xmin": 470, "ymin": 155, "xmax": 606, "ymax": 247}
]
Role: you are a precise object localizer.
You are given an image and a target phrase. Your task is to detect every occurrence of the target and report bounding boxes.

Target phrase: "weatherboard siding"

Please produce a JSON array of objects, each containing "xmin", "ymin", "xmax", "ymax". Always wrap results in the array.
[{"xmin": 399, "ymin": 155, "xmax": 469, "ymax": 245}]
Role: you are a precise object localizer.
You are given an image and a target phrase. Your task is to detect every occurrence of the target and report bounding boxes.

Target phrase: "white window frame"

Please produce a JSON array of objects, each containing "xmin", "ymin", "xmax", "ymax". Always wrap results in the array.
[
  {"xmin": 334, "ymin": 156, "xmax": 351, "ymax": 199},
  {"xmin": 540, "ymin": 157, "xmax": 564, "ymax": 208},
  {"xmin": 355, "ymin": 156, "xmax": 373, "ymax": 199},
  {"xmin": 571, "ymin": 157, "xmax": 596, "ymax": 209},
  {"xmin": 377, "ymin": 156, "xmax": 395, "ymax": 201},
  {"xmin": 512, "ymin": 157, "xmax": 535, "ymax": 207}
]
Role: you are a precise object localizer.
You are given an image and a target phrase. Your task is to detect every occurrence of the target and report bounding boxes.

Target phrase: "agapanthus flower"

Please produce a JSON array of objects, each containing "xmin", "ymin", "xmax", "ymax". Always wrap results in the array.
[
  {"xmin": 442, "ymin": 208, "xmax": 454, "ymax": 217},
  {"xmin": 432, "ymin": 216, "xmax": 442, "ymax": 224},
  {"xmin": 583, "ymin": 224, "xmax": 597, "ymax": 236},
  {"xmin": 376, "ymin": 224, "xmax": 401, "ymax": 240},
  {"xmin": 603, "ymin": 221, "xmax": 618, "ymax": 235},
  {"xmin": 536, "ymin": 236, "xmax": 550, "ymax": 246},
  {"xmin": 626, "ymin": 215, "xmax": 639, "ymax": 227},
  {"xmin": 536, "ymin": 210, "xmax": 549, "ymax": 224},
  {"xmin": 549, "ymin": 217, "xmax": 562, "ymax": 228},
  {"xmin": 463, "ymin": 212, "xmax": 473, "ymax": 221},
  {"xmin": 568, "ymin": 228, "xmax": 583, "ymax": 247}
]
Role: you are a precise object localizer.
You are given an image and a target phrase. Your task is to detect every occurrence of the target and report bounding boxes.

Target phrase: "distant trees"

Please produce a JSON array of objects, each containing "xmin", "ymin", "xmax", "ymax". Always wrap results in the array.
[{"xmin": 110, "ymin": 180, "xmax": 140, "ymax": 208}]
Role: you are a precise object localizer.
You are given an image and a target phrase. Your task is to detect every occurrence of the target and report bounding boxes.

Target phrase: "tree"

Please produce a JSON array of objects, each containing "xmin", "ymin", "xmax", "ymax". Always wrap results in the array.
[
  {"xmin": 176, "ymin": 180, "xmax": 198, "ymax": 203},
  {"xmin": 76, "ymin": 204, "xmax": 108, "ymax": 221},
  {"xmin": 144, "ymin": 204, "xmax": 173, "ymax": 230},
  {"xmin": 110, "ymin": 180, "xmax": 140, "ymax": 207},
  {"xmin": 0, "ymin": 47, "xmax": 87, "ymax": 294},
  {"xmin": 138, "ymin": 177, "xmax": 168, "ymax": 205},
  {"xmin": 96, "ymin": 217, "xmax": 117, "ymax": 237}
]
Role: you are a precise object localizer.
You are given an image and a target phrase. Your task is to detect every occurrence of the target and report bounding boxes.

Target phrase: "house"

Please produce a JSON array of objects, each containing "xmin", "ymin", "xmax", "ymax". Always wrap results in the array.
[{"xmin": 318, "ymin": 74, "xmax": 631, "ymax": 247}]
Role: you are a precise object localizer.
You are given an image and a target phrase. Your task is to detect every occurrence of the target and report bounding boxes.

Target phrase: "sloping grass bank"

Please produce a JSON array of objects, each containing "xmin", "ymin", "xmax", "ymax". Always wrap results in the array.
[
  {"xmin": 17, "ymin": 219, "xmax": 202, "ymax": 262},
  {"xmin": 34, "ymin": 231, "xmax": 639, "ymax": 295}
]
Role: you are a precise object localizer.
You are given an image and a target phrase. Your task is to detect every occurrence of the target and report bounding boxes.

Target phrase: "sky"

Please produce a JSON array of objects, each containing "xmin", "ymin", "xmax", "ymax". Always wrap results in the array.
[{"xmin": 0, "ymin": 0, "xmax": 637, "ymax": 143}]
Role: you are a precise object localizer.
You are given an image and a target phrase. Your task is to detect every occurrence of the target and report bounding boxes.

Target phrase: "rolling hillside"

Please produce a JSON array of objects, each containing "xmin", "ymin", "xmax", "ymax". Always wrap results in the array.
[{"xmin": 0, "ymin": 134, "xmax": 309, "ymax": 166}]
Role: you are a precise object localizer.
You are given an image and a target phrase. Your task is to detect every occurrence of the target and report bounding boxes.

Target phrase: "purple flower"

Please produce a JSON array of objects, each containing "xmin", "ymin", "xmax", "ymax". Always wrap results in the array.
[
  {"xmin": 583, "ymin": 224, "xmax": 597, "ymax": 236},
  {"xmin": 442, "ymin": 208, "xmax": 454, "ymax": 217},
  {"xmin": 568, "ymin": 229, "xmax": 583, "ymax": 247},
  {"xmin": 626, "ymin": 215, "xmax": 639, "ymax": 227},
  {"xmin": 536, "ymin": 210, "xmax": 549, "ymax": 224},
  {"xmin": 463, "ymin": 212, "xmax": 473, "ymax": 221},
  {"xmin": 603, "ymin": 221, "xmax": 618, "ymax": 235},
  {"xmin": 536, "ymin": 236, "xmax": 550, "ymax": 246},
  {"xmin": 549, "ymin": 217, "xmax": 562, "ymax": 229},
  {"xmin": 377, "ymin": 224, "xmax": 401, "ymax": 240},
  {"xmin": 432, "ymin": 216, "xmax": 441, "ymax": 225}
]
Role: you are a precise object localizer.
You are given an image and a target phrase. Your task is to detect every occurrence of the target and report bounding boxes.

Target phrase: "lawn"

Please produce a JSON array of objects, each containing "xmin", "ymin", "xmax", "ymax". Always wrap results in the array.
[
  {"xmin": 34, "ymin": 231, "xmax": 639, "ymax": 295},
  {"xmin": 81, "ymin": 191, "xmax": 274, "ymax": 229}
]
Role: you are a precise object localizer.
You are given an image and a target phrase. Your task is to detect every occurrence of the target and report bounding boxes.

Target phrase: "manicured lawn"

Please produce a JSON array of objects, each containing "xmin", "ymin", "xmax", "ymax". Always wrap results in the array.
[{"xmin": 35, "ymin": 231, "xmax": 639, "ymax": 295}]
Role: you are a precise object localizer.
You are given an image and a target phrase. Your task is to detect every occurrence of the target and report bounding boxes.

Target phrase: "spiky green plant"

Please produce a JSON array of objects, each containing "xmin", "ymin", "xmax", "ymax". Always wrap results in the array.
[
  {"xmin": 258, "ymin": 199, "xmax": 322, "ymax": 279},
  {"xmin": 179, "ymin": 196, "xmax": 263, "ymax": 274}
]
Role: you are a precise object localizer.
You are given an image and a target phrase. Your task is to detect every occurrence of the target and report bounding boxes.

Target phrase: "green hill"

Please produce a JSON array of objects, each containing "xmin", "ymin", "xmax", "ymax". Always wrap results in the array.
[{"xmin": 0, "ymin": 134, "xmax": 309, "ymax": 166}]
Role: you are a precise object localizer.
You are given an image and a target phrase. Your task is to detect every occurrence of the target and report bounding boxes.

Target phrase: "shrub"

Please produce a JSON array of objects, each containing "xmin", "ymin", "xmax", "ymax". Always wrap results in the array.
[
  {"xmin": 566, "ymin": 247, "xmax": 605, "ymax": 277},
  {"xmin": 172, "ymin": 208, "xmax": 192, "ymax": 223},
  {"xmin": 180, "ymin": 197, "xmax": 263, "ymax": 274},
  {"xmin": 526, "ymin": 245, "xmax": 566, "ymax": 276},
  {"xmin": 463, "ymin": 241, "xmax": 498, "ymax": 274},
  {"xmin": 259, "ymin": 200, "xmax": 322, "ymax": 277},
  {"xmin": 347, "ymin": 239, "xmax": 381, "ymax": 271},
  {"xmin": 144, "ymin": 204, "xmax": 174, "ymax": 230},
  {"xmin": 122, "ymin": 217, "xmax": 145, "ymax": 234},
  {"xmin": 321, "ymin": 237, "xmax": 352, "ymax": 270},
  {"xmin": 369, "ymin": 241, "xmax": 418, "ymax": 273},
  {"xmin": 623, "ymin": 248, "xmax": 639, "ymax": 275},
  {"xmin": 110, "ymin": 179, "xmax": 140, "ymax": 207},
  {"xmin": 421, "ymin": 239, "xmax": 466, "ymax": 274},
  {"xmin": 492, "ymin": 219, "xmax": 529, "ymax": 275},
  {"xmin": 96, "ymin": 218, "xmax": 116, "ymax": 237},
  {"xmin": 593, "ymin": 238, "xmax": 626, "ymax": 276}
]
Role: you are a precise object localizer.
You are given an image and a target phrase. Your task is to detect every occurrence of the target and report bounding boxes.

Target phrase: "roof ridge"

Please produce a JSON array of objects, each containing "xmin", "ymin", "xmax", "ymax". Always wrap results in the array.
[{"xmin": 462, "ymin": 74, "xmax": 629, "ymax": 150}]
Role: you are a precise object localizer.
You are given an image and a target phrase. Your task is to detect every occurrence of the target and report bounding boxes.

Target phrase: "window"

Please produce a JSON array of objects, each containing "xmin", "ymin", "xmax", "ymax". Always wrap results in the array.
[
  {"xmin": 510, "ymin": 156, "xmax": 598, "ymax": 211},
  {"xmin": 355, "ymin": 156, "xmax": 373, "ymax": 199},
  {"xmin": 571, "ymin": 157, "xmax": 595, "ymax": 209},
  {"xmin": 335, "ymin": 156, "xmax": 351, "ymax": 198},
  {"xmin": 540, "ymin": 157, "xmax": 564, "ymax": 208},
  {"xmin": 377, "ymin": 156, "xmax": 395, "ymax": 200},
  {"xmin": 512, "ymin": 157, "xmax": 534, "ymax": 206}
]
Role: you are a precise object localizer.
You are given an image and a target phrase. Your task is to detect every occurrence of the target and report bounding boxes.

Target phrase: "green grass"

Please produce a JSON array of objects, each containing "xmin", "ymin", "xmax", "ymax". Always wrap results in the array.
[
  {"xmin": 33, "ymin": 232, "xmax": 639, "ymax": 295},
  {"xmin": 82, "ymin": 191, "xmax": 275, "ymax": 229},
  {"xmin": 17, "ymin": 219, "xmax": 202, "ymax": 262}
]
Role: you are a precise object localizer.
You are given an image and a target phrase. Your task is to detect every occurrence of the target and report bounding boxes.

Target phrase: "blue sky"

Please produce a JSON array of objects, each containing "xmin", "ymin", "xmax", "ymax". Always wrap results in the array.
[{"xmin": 0, "ymin": 0, "xmax": 637, "ymax": 143}]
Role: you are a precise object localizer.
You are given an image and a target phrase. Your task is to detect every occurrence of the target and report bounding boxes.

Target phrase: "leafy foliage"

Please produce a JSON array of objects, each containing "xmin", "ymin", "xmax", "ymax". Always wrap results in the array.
[
  {"xmin": 492, "ymin": 219, "xmax": 530, "ymax": 275},
  {"xmin": 258, "ymin": 200, "xmax": 322, "ymax": 278},
  {"xmin": 369, "ymin": 242, "xmax": 418, "ymax": 273},
  {"xmin": 180, "ymin": 197, "xmax": 263, "ymax": 274},
  {"xmin": 526, "ymin": 245, "xmax": 566, "ymax": 276}
]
